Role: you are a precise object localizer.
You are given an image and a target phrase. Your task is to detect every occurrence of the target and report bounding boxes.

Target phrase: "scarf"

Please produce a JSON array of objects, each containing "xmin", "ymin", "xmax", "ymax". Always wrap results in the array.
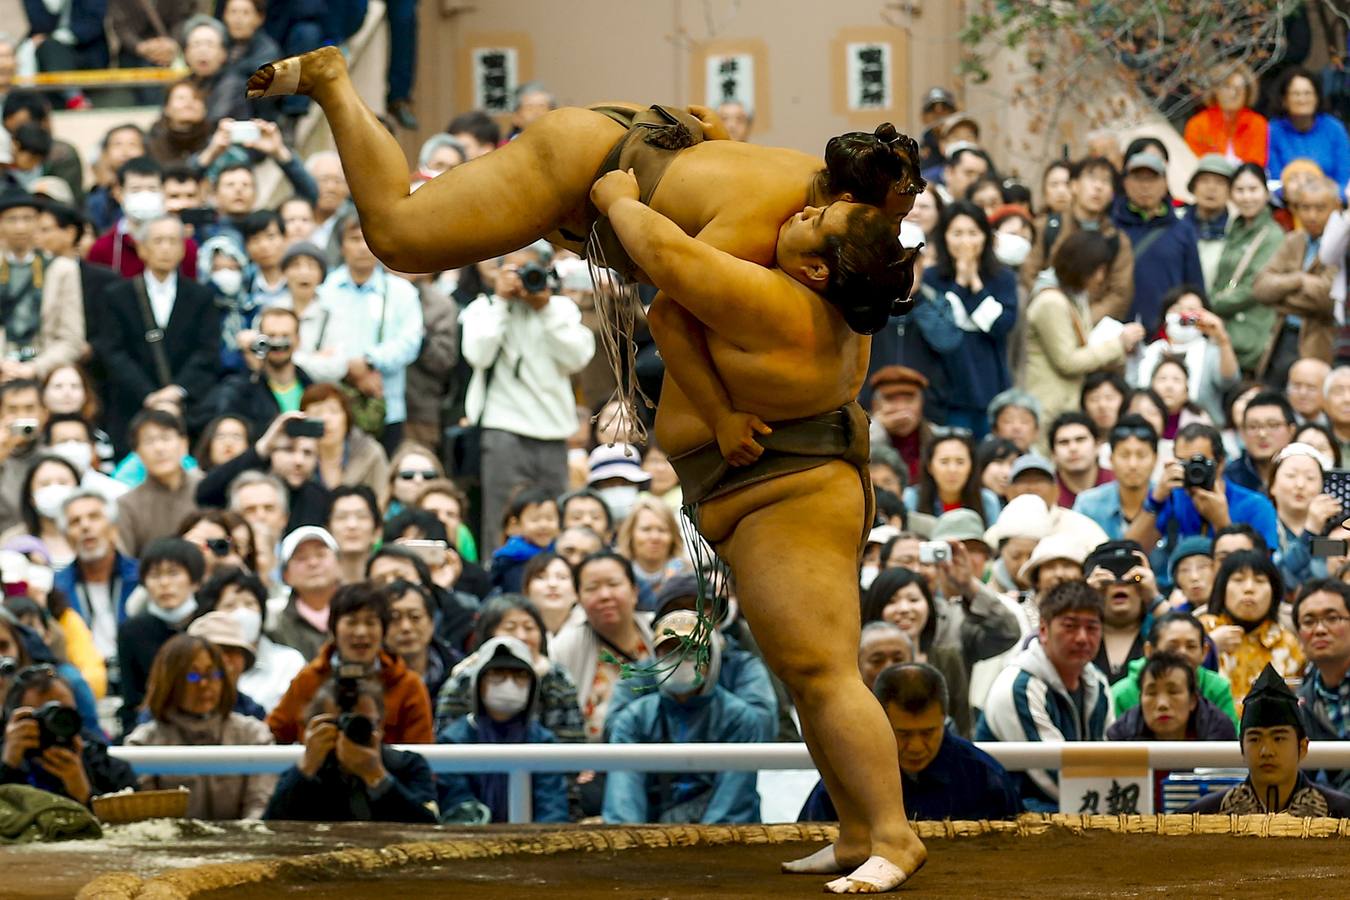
[{"xmin": 474, "ymin": 712, "xmax": 528, "ymax": 822}]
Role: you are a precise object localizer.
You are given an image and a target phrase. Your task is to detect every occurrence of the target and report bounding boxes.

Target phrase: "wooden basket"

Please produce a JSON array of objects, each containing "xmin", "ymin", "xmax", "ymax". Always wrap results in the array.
[{"xmin": 91, "ymin": 788, "xmax": 191, "ymax": 824}]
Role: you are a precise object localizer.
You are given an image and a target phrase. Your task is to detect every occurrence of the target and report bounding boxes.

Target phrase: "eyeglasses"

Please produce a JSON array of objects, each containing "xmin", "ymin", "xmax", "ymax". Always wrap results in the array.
[
  {"xmin": 1244, "ymin": 419, "xmax": 1291, "ymax": 434},
  {"xmin": 203, "ymin": 537, "xmax": 233, "ymax": 557},
  {"xmin": 185, "ymin": 669, "xmax": 224, "ymax": 684},
  {"xmin": 1298, "ymin": 613, "xmax": 1350, "ymax": 631},
  {"xmin": 929, "ymin": 426, "xmax": 973, "ymax": 440},
  {"xmin": 397, "ymin": 470, "xmax": 437, "ymax": 481}
]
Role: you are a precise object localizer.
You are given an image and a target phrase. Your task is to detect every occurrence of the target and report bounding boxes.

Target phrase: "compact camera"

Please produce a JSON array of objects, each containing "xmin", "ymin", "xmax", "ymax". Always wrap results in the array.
[
  {"xmin": 918, "ymin": 541, "xmax": 950, "ymax": 565},
  {"xmin": 250, "ymin": 336, "xmax": 292, "ymax": 357}
]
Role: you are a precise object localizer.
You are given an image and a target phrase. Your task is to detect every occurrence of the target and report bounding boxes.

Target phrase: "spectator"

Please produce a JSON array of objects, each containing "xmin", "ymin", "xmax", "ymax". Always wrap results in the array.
[
  {"xmin": 1147, "ymin": 356, "xmax": 1214, "ymax": 444},
  {"xmin": 436, "ymin": 635, "xmax": 569, "ymax": 824},
  {"xmin": 385, "ymin": 579, "xmax": 461, "ymax": 700},
  {"xmin": 146, "ymin": 81, "xmax": 212, "ymax": 168},
  {"xmin": 1074, "ymin": 415, "xmax": 1158, "ymax": 542},
  {"xmin": 1212, "ymin": 523, "xmax": 1269, "ymax": 567},
  {"xmin": 116, "ymin": 410, "xmax": 203, "ymax": 558},
  {"xmin": 123, "ymin": 633, "xmax": 276, "ymax": 818},
  {"xmin": 936, "ymin": 146, "xmax": 991, "ymax": 205},
  {"xmin": 221, "ymin": 0, "xmax": 281, "ymax": 82},
  {"xmin": 215, "ymin": 307, "xmax": 314, "ymax": 436},
  {"xmin": 301, "ymin": 383, "xmax": 389, "ymax": 506},
  {"xmin": 5, "ymin": 454, "xmax": 79, "ymax": 563},
  {"xmin": 446, "ymin": 110, "xmax": 500, "ymax": 161},
  {"xmin": 384, "ymin": 442, "xmax": 442, "ymax": 519},
  {"xmin": 1023, "ymin": 231, "xmax": 1144, "ymax": 426},
  {"xmin": 1268, "ymin": 442, "xmax": 1340, "ymax": 587},
  {"xmin": 179, "ymin": 16, "xmax": 249, "ymax": 122},
  {"xmin": 1184, "ymin": 157, "xmax": 1235, "ymax": 295},
  {"xmin": 193, "ymin": 123, "xmax": 318, "ymax": 229},
  {"xmin": 1040, "ymin": 159, "xmax": 1073, "ymax": 217},
  {"xmin": 108, "ymin": 0, "xmax": 192, "ymax": 72},
  {"xmin": 918, "ymin": 201, "xmax": 1018, "ymax": 436},
  {"xmin": 267, "ymin": 581, "xmax": 434, "ymax": 744},
  {"xmin": 1106, "ymin": 651, "xmax": 1236, "ymax": 742},
  {"xmin": 177, "ymin": 509, "xmax": 253, "ymax": 580},
  {"xmin": 1049, "ymin": 412, "xmax": 1112, "ymax": 508},
  {"xmin": 54, "ymin": 489, "xmax": 136, "ymax": 664},
  {"xmin": 302, "ymin": 152, "xmax": 346, "ymax": 249},
  {"xmin": 1227, "ymin": 391, "xmax": 1297, "ymax": 492},
  {"xmin": 1183, "ymin": 62, "xmax": 1268, "ymax": 166},
  {"xmin": 115, "ymin": 537, "xmax": 204, "ymax": 735},
  {"xmin": 1185, "ymin": 664, "xmax": 1350, "ymax": 815},
  {"xmin": 559, "ymin": 488, "xmax": 615, "ymax": 544},
  {"xmin": 278, "ymin": 196, "xmax": 315, "ymax": 244},
  {"xmin": 550, "ymin": 551, "xmax": 654, "ymax": 742},
  {"xmin": 316, "ymin": 211, "xmax": 424, "ymax": 453},
  {"xmin": 1082, "ymin": 541, "xmax": 1158, "ymax": 683},
  {"xmin": 1211, "ymin": 163, "xmax": 1287, "ymax": 376},
  {"xmin": 1251, "ymin": 175, "xmax": 1337, "ymax": 386},
  {"xmin": 799, "ymin": 662, "xmax": 1019, "ymax": 823},
  {"xmin": 415, "ymin": 479, "xmax": 477, "ymax": 565},
  {"xmin": 603, "ymin": 608, "xmax": 768, "ymax": 824},
  {"xmin": 1292, "ymin": 579, "xmax": 1350, "ymax": 789},
  {"xmin": 1294, "ymin": 421, "xmax": 1338, "ymax": 462},
  {"xmin": 412, "ymin": 134, "xmax": 466, "ymax": 185},
  {"xmin": 367, "ymin": 542, "xmax": 478, "ymax": 650},
  {"xmin": 484, "ymin": 486, "xmax": 555, "ymax": 595},
  {"xmin": 1, "ymin": 91, "xmax": 82, "ymax": 207},
  {"xmin": 269, "ymin": 525, "xmax": 341, "ymax": 661},
  {"xmin": 1199, "ymin": 550, "xmax": 1303, "ymax": 711},
  {"xmin": 197, "ymin": 566, "xmax": 304, "ymax": 712},
  {"xmin": 1267, "ymin": 67, "xmax": 1350, "ymax": 196},
  {"xmin": 326, "ymin": 485, "xmax": 380, "ymax": 584},
  {"xmin": 1079, "ymin": 371, "xmax": 1129, "ymax": 442},
  {"xmin": 715, "ymin": 99, "xmax": 752, "ymax": 143},
  {"xmin": 1166, "ymin": 537, "xmax": 1217, "ymax": 613},
  {"xmin": 614, "ymin": 494, "xmax": 689, "ymax": 610},
  {"xmin": 554, "ymin": 524, "xmax": 605, "ymax": 572},
  {"xmin": 521, "ymin": 552, "xmax": 578, "ymax": 637},
  {"xmin": 196, "ymin": 234, "xmax": 251, "ymax": 371},
  {"xmin": 1004, "ymin": 454, "xmax": 1109, "ymax": 548},
  {"xmin": 902, "ymin": 429, "xmax": 1000, "ymax": 526},
  {"xmin": 263, "ymin": 677, "xmax": 437, "ymax": 823},
  {"xmin": 0, "ymin": 600, "xmax": 100, "ymax": 731},
  {"xmin": 194, "ymin": 414, "xmax": 250, "ymax": 474},
  {"xmin": 982, "ymin": 494, "xmax": 1051, "ymax": 597},
  {"xmin": 1127, "ymin": 422, "xmax": 1278, "ymax": 555},
  {"xmin": 21, "ymin": 0, "xmax": 109, "ymax": 75},
  {"xmin": 93, "ymin": 215, "xmax": 218, "ymax": 455},
  {"xmin": 975, "ymin": 437, "xmax": 1020, "ymax": 505},
  {"xmin": 236, "ymin": 207, "xmax": 290, "ymax": 323},
  {"xmin": 462, "ymin": 240, "xmax": 595, "ymax": 554},
  {"xmin": 1136, "ymin": 287, "xmax": 1240, "ymax": 426},
  {"xmin": 35, "ymin": 204, "xmax": 122, "ymax": 351},
  {"xmin": 198, "ymin": 412, "xmax": 328, "ymax": 532},
  {"xmin": 1019, "ymin": 156, "xmax": 1133, "ymax": 323},
  {"xmin": 986, "ymin": 388, "xmax": 1041, "ymax": 453},
  {"xmin": 0, "ymin": 664, "xmax": 134, "ymax": 805},
  {"xmin": 0, "ymin": 191, "xmax": 84, "ymax": 382},
  {"xmin": 584, "ymin": 444, "xmax": 652, "ymax": 528},
  {"xmin": 87, "ymin": 157, "xmax": 200, "ymax": 280},
  {"xmin": 85, "ymin": 125, "xmax": 145, "ymax": 234},
  {"xmin": 856, "ymin": 622, "xmax": 914, "ymax": 691},
  {"xmin": 977, "ymin": 580, "xmax": 1114, "ymax": 810},
  {"xmin": 1112, "ymin": 610, "xmax": 1237, "ymax": 726},
  {"xmin": 1327, "ymin": 367, "xmax": 1350, "ymax": 466}
]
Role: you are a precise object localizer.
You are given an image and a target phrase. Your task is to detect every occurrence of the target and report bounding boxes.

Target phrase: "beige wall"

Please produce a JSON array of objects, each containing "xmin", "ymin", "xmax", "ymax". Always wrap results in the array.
[{"xmin": 403, "ymin": 0, "xmax": 966, "ymax": 159}]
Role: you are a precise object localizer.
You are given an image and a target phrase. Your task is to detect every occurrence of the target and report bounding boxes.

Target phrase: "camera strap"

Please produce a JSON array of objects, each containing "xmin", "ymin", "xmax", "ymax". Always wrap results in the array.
[{"xmin": 133, "ymin": 275, "xmax": 174, "ymax": 388}]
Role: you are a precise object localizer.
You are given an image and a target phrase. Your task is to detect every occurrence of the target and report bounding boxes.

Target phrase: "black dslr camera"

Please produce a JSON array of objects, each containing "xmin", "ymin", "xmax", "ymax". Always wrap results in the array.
[
  {"xmin": 517, "ymin": 262, "xmax": 552, "ymax": 295},
  {"xmin": 32, "ymin": 702, "xmax": 81, "ymax": 754},
  {"xmin": 1181, "ymin": 454, "xmax": 1217, "ymax": 491},
  {"xmin": 334, "ymin": 664, "xmax": 375, "ymax": 747}
]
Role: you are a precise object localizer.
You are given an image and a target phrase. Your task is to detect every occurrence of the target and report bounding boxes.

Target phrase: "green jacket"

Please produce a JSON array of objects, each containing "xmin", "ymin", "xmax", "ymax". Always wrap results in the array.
[
  {"xmin": 1209, "ymin": 208, "xmax": 1286, "ymax": 372},
  {"xmin": 1111, "ymin": 656, "xmax": 1239, "ymax": 728}
]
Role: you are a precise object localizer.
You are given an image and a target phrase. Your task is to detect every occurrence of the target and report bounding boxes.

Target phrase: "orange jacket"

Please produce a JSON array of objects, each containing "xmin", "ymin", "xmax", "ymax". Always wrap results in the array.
[
  {"xmin": 266, "ymin": 644, "xmax": 434, "ymax": 745},
  {"xmin": 1183, "ymin": 106, "xmax": 1268, "ymax": 167}
]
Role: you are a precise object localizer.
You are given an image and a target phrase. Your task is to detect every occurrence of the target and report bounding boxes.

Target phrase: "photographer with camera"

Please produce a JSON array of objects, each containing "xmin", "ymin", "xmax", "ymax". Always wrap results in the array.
[
  {"xmin": 214, "ymin": 308, "xmax": 315, "ymax": 437},
  {"xmin": 1127, "ymin": 422, "xmax": 1278, "ymax": 560},
  {"xmin": 1083, "ymin": 540, "xmax": 1163, "ymax": 684},
  {"xmin": 196, "ymin": 410, "xmax": 329, "ymax": 532},
  {"xmin": 267, "ymin": 581, "xmax": 433, "ymax": 745},
  {"xmin": 0, "ymin": 663, "xmax": 134, "ymax": 805},
  {"xmin": 263, "ymin": 676, "xmax": 437, "ymax": 823},
  {"xmin": 460, "ymin": 240, "xmax": 595, "ymax": 555}
]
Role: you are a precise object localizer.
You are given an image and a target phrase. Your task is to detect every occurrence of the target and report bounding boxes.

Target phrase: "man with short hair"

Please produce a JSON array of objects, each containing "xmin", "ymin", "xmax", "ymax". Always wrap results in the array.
[
  {"xmin": 1228, "ymin": 391, "xmax": 1297, "ymax": 491},
  {"xmin": 716, "ymin": 100, "xmax": 753, "ymax": 143},
  {"xmin": 115, "ymin": 410, "xmax": 202, "ymax": 557},
  {"xmin": 214, "ymin": 306, "xmax": 314, "ymax": 435},
  {"xmin": 446, "ymin": 110, "xmax": 500, "ymax": 161},
  {"xmin": 86, "ymin": 157, "xmax": 199, "ymax": 279},
  {"xmin": 91, "ymin": 213, "xmax": 219, "ymax": 454},
  {"xmin": 1074, "ymin": 415, "xmax": 1157, "ymax": 540},
  {"xmin": 986, "ymin": 389, "xmax": 1040, "ymax": 453},
  {"xmin": 269, "ymin": 525, "xmax": 341, "ymax": 660},
  {"xmin": 0, "ymin": 378, "xmax": 46, "ymax": 530},
  {"xmin": 1186, "ymin": 665, "xmax": 1350, "ymax": 815},
  {"xmin": 1050, "ymin": 412, "xmax": 1112, "ymax": 508},
  {"xmin": 1082, "ymin": 541, "xmax": 1159, "ymax": 683},
  {"xmin": 0, "ymin": 191, "xmax": 85, "ymax": 383},
  {"xmin": 198, "ymin": 411, "xmax": 329, "ymax": 532},
  {"xmin": 1111, "ymin": 610, "xmax": 1237, "ymax": 727},
  {"xmin": 1292, "ymin": 579, "xmax": 1350, "ymax": 790},
  {"xmin": 1020, "ymin": 156, "xmax": 1134, "ymax": 323},
  {"xmin": 1005, "ymin": 455, "xmax": 1110, "ymax": 547},
  {"xmin": 303, "ymin": 151, "xmax": 347, "ymax": 249},
  {"xmin": 181, "ymin": 15, "xmax": 249, "ymax": 122},
  {"xmin": 1111, "ymin": 151, "xmax": 1204, "ymax": 332},
  {"xmin": 1183, "ymin": 155, "xmax": 1236, "ymax": 293},
  {"xmin": 867, "ymin": 365, "xmax": 930, "ymax": 485},
  {"xmin": 385, "ymin": 579, "xmax": 461, "ymax": 699},
  {"xmin": 1127, "ymin": 422, "xmax": 1279, "ymax": 552},
  {"xmin": 55, "ymin": 488, "xmax": 140, "ymax": 665},
  {"xmin": 1286, "ymin": 357, "xmax": 1331, "ymax": 425},
  {"xmin": 229, "ymin": 470, "xmax": 288, "ymax": 550},
  {"xmin": 977, "ymin": 580, "xmax": 1115, "ymax": 810},
  {"xmin": 940, "ymin": 146, "xmax": 989, "ymax": 203},
  {"xmin": 857, "ymin": 622, "xmax": 914, "ymax": 691},
  {"xmin": 800, "ymin": 663, "xmax": 1020, "ymax": 822},
  {"xmin": 34, "ymin": 201, "xmax": 122, "ymax": 336},
  {"xmin": 1324, "ymin": 366, "xmax": 1350, "ymax": 466},
  {"xmin": 1252, "ymin": 176, "xmax": 1338, "ymax": 387}
]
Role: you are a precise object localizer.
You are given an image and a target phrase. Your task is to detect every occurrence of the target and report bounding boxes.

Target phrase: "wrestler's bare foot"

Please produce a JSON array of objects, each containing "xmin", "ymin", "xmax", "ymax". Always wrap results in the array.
[
  {"xmin": 822, "ymin": 833, "xmax": 926, "ymax": 893},
  {"xmin": 246, "ymin": 46, "xmax": 347, "ymax": 100},
  {"xmin": 781, "ymin": 843, "xmax": 866, "ymax": 875}
]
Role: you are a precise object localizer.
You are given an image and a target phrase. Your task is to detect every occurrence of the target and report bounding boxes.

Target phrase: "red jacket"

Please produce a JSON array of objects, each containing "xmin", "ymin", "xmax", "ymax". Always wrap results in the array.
[
  {"xmin": 266, "ymin": 644, "xmax": 434, "ymax": 745},
  {"xmin": 1183, "ymin": 106, "xmax": 1268, "ymax": 167},
  {"xmin": 87, "ymin": 227, "xmax": 199, "ymax": 280}
]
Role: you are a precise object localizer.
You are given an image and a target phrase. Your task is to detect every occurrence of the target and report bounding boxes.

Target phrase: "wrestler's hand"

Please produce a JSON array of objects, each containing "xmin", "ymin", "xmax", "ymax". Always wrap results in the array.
[
  {"xmin": 687, "ymin": 105, "xmax": 730, "ymax": 141},
  {"xmin": 716, "ymin": 412, "xmax": 772, "ymax": 467},
  {"xmin": 591, "ymin": 169, "xmax": 640, "ymax": 215}
]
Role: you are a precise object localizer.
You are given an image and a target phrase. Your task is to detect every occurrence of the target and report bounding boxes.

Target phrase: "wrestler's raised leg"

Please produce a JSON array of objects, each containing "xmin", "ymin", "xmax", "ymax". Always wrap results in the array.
[
  {"xmin": 247, "ymin": 48, "xmax": 624, "ymax": 273},
  {"xmin": 707, "ymin": 462, "xmax": 926, "ymax": 891}
]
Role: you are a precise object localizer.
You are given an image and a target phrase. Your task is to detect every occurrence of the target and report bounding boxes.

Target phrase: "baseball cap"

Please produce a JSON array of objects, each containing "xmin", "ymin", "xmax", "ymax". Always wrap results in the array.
[
  {"xmin": 922, "ymin": 87, "xmax": 956, "ymax": 112},
  {"xmin": 586, "ymin": 444, "xmax": 651, "ymax": 485},
  {"xmin": 280, "ymin": 525, "xmax": 337, "ymax": 568},
  {"xmin": 1009, "ymin": 454, "xmax": 1055, "ymax": 482},
  {"xmin": 1187, "ymin": 153, "xmax": 1236, "ymax": 191},
  {"xmin": 931, "ymin": 509, "xmax": 987, "ymax": 546},
  {"xmin": 1124, "ymin": 151, "xmax": 1167, "ymax": 176}
]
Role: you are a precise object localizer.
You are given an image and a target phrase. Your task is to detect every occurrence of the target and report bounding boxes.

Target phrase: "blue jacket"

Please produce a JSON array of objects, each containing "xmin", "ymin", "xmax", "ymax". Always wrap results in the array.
[
  {"xmin": 436, "ymin": 716, "xmax": 570, "ymax": 824},
  {"xmin": 902, "ymin": 485, "xmax": 1002, "ymax": 528},
  {"xmin": 1152, "ymin": 478, "xmax": 1279, "ymax": 552},
  {"xmin": 919, "ymin": 266, "xmax": 1018, "ymax": 415},
  {"xmin": 1110, "ymin": 197, "xmax": 1204, "ymax": 331},
  {"xmin": 603, "ymin": 687, "xmax": 768, "ymax": 825},
  {"xmin": 1072, "ymin": 481, "xmax": 1138, "ymax": 541},
  {"xmin": 55, "ymin": 553, "xmax": 139, "ymax": 630},
  {"xmin": 799, "ymin": 730, "xmax": 1020, "ymax": 822},
  {"xmin": 1268, "ymin": 114, "xmax": 1350, "ymax": 194}
]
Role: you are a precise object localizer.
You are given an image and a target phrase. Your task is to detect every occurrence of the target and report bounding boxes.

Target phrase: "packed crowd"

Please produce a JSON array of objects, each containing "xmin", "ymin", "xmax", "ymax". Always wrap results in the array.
[{"xmin": 0, "ymin": 11, "xmax": 1349, "ymax": 827}]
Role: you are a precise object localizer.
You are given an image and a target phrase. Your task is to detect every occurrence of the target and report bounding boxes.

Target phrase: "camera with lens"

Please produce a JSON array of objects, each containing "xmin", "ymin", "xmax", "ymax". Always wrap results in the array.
[
  {"xmin": 32, "ymin": 701, "xmax": 81, "ymax": 753},
  {"xmin": 250, "ymin": 336, "xmax": 292, "ymax": 357},
  {"xmin": 1181, "ymin": 454, "xmax": 1217, "ymax": 491},
  {"xmin": 918, "ymin": 541, "xmax": 950, "ymax": 565},
  {"xmin": 337, "ymin": 711, "xmax": 374, "ymax": 746},
  {"xmin": 0, "ymin": 656, "xmax": 16, "ymax": 679},
  {"xmin": 518, "ymin": 262, "xmax": 552, "ymax": 295},
  {"xmin": 333, "ymin": 664, "xmax": 374, "ymax": 746}
]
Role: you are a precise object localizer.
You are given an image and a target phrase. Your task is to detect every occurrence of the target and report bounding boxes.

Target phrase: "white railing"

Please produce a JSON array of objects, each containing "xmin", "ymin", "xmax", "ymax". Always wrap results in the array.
[{"xmin": 108, "ymin": 742, "xmax": 1350, "ymax": 824}]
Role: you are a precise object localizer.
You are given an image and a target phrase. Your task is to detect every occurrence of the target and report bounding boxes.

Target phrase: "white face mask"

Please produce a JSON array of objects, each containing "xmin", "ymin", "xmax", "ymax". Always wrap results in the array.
[
  {"xmin": 229, "ymin": 606, "xmax": 263, "ymax": 646},
  {"xmin": 481, "ymin": 676, "xmax": 531, "ymax": 718},
  {"xmin": 211, "ymin": 267, "xmax": 243, "ymax": 296},
  {"xmin": 659, "ymin": 659, "xmax": 704, "ymax": 697},
  {"xmin": 859, "ymin": 564, "xmax": 880, "ymax": 590},
  {"xmin": 1164, "ymin": 312, "xmax": 1201, "ymax": 345},
  {"xmin": 148, "ymin": 594, "xmax": 199, "ymax": 625},
  {"xmin": 49, "ymin": 440, "xmax": 92, "ymax": 475},
  {"xmin": 596, "ymin": 485, "xmax": 639, "ymax": 522},
  {"xmin": 994, "ymin": 231, "xmax": 1032, "ymax": 267},
  {"xmin": 33, "ymin": 483, "xmax": 75, "ymax": 521},
  {"xmin": 123, "ymin": 190, "xmax": 165, "ymax": 223}
]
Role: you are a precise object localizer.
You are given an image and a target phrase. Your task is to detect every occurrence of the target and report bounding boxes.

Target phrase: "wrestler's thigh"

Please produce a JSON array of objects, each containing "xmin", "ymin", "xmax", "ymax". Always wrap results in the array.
[
  {"xmin": 409, "ymin": 107, "xmax": 626, "ymax": 262},
  {"xmin": 714, "ymin": 461, "xmax": 866, "ymax": 676}
]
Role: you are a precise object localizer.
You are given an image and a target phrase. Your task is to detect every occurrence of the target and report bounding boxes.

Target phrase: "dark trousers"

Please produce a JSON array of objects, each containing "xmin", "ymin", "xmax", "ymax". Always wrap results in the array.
[
  {"xmin": 385, "ymin": 0, "xmax": 417, "ymax": 103},
  {"xmin": 1263, "ymin": 322, "xmax": 1301, "ymax": 391},
  {"xmin": 379, "ymin": 420, "xmax": 405, "ymax": 458}
]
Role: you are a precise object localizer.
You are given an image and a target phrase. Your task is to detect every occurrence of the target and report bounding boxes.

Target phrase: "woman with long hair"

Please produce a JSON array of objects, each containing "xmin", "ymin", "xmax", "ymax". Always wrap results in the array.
[
  {"xmin": 1210, "ymin": 163, "xmax": 1286, "ymax": 375},
  {"xmin": 3, "ymin": 455, "xmax": 81, "ymax": 566},
  {"xmin": 902, "ymin": 430, "xmax": 1000, "ymax": 525},
  {"xmin": 614, "ymin": 495, "xmax": 690, "ymax": 610}
]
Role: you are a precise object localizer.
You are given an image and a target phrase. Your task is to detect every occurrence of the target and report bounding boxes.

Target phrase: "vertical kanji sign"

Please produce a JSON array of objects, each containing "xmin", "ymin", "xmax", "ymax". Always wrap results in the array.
[
  {"xmin": 846, "ymin": 42, "xmax": 891, "ymax": 112},
  {"xmin": 472, "ymin": 47, "xmax": 518, "ymax": 114},
  {"xmin": 704, "ymin": 52, "xmax": 755, "ymax": 116}
]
